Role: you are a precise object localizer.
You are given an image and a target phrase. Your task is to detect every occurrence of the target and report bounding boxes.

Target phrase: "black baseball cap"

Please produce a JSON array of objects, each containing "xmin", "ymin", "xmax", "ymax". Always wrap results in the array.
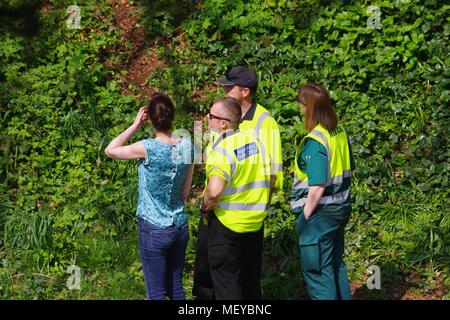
[{"xmin": 217, "ymin": 66, "xmax": 257, "ymax": 88}]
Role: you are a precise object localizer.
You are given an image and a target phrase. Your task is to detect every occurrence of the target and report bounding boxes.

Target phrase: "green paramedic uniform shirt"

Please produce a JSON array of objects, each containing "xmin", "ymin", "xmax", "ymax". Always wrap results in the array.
[{"xmin": 297, "ymin": 138, "xmax": 356, "ymax": 219}]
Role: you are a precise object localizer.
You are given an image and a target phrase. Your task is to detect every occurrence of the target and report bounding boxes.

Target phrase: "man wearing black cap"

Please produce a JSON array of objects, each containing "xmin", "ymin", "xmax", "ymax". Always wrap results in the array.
[
  {"xmin": 192, "ymin": 66, "xmax": 283, "ymax": 300},
  {"xmin": 217, "ymin": 66, "xmax": 283, "ymax": 198}
]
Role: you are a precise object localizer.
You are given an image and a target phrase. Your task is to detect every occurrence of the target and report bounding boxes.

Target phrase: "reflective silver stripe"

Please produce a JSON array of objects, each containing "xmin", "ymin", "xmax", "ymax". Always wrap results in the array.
[
  {"xmin": 254, "ymin": 112, "xmax": 269, "ymax": 138},
  {"xmin": 207, "ymin": 166, "xmax": 230, "ymax": 182},
  {"xmin": 213, "ymin": 146, "xmax": 236, "ymax": 178},
  {"xmin": 222, "ymin": 180, "xmax": 270, "ymax": 196},
  {"xmin": 257, "ymin": 138, "xmax": 267, "ymax": 166},
  {"xmin": 292, "ymin": 176, "xmax": 305, "ymax": 189},
  {"xmin": 254, "ymin": 112, "xmax": 276, "ymax": 170},
  {"xmin": 290, "ymin": 188, "xmax": 350, "ymax": 209},
  {"xmin": 310, "ymin": 129, "xmax": 330, "ymax": 153},
  {"xmin": 292, "ymin": 170, "xmax": 353, "ymax": 191},
  {"xmin": 218, "ymin": 202, "xmax": 269, "ymax": 211},
  {"xmin": 329, "ymin": 169, "xmax": 352, "ymax": 185},
  {"xmin": 271, "ymin": 163, "xmax": 283, "ymax": 173},
  {"xmin": 292, "ymin": 178, "xmax": 308, "ymax": 190},
  {"xmin": 290, "ymin": 199, "xmax": 303, "ymax": 210},
  {"xmin": 319, "ymin": 188, "xmax": 350, "ymax": 204}
]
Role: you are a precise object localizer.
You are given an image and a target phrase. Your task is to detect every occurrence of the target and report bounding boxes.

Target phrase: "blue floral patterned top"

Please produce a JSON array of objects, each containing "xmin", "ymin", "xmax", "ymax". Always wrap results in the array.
[{"xmin": 136, "ymin": 138, "xmax": 193, "ymax": 228}]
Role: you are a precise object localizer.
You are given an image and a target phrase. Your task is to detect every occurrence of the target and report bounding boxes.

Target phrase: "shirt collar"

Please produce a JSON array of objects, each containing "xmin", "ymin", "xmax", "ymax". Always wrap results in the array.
[
  {"xmin": 212, "ymin": 129, "xmax": 240, "ymax": 150},
  {"xmin": 241, "ymin": 101, "xmax": 257, "ymax": 122}
]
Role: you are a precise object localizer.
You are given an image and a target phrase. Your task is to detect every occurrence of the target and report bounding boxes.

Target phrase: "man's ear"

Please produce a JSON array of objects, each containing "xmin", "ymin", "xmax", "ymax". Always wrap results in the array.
[
  {"xmin": 241, "ymin": 87, "xmax": 251, "ymax": 98},
  {"xmin": 220, "ymin": 120, "xmax": 228, "ymax": 130}
]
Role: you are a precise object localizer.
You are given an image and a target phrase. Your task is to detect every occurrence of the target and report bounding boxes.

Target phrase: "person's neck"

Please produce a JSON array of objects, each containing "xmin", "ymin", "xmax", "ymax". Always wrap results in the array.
[
  {"xmin": 155, "ymin": 130, "xmax": 172, "ymax": 139},
  {"xmin": 220, "ymin": 127, "xmax": 237, "ymax": 135},
  {"xmin": 155, "ymin": 130, "xmax": 179, "ymax": 143},
  {"xmin": 240, "ymin": 98, "xmax": 253, "ymax": 118}
]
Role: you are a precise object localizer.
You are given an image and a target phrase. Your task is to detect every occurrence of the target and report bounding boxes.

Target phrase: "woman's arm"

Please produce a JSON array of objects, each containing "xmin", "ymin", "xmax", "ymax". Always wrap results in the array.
[
  {"xmin": 105, "ymin": 106, "xmax": 147, "ymax": 160},
  {"xmin": 301, "ymin": 138, "xmax": 327, "ymax": 219},
  {"xmin": 303, "ymin": 184, "xmax": 325, "ymax": 219},
  {"xmin": 182, "ymin": 165, "xmax": 194, "ymax": 201}
]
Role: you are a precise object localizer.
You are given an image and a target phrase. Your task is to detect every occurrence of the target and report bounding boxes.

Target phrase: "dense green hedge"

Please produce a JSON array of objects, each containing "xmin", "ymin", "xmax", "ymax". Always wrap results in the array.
[
  {"xmin": 0, "ymin": 0, "xmax": 148, "ymax": 298},
  {"xmin": 0, "ymin": 0, "xmax": 448, "ymax": 299},
  {"xmin": 149, "ymin": 0, "xmax": 449, "ymax": 288}
]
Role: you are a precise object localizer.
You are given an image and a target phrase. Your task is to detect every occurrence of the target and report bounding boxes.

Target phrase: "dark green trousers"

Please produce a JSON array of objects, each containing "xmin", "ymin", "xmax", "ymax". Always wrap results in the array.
[{"xmin": 297, "ymin": 212, "xmax": 352, "ymax": 300}]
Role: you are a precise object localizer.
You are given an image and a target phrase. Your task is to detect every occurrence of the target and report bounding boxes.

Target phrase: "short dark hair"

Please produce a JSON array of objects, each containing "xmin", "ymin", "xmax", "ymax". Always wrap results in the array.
[
  {"xmin": 214, "ymin": 96, "xmax": 242, "ymax": 126},
  {"xmin": 148, "ymin": 93, "xmax": 175, "ymax": 132}
]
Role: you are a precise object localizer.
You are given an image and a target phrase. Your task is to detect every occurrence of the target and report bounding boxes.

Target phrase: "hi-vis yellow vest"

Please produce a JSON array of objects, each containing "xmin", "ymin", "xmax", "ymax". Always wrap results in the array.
[
  {"xmin": 290, "ymin": 124, "xmax": 353, "ymax": 214},
  {"xmin": 239, "ymin": 104, "xmax": 283, "ymax": 191},
  {"xmin": 206, "ymin": 104, "xmax": 283, "ymax": 191},
  {"xmin": 206, "ymin": 129, "xmax": 271, "ymax": 233}
]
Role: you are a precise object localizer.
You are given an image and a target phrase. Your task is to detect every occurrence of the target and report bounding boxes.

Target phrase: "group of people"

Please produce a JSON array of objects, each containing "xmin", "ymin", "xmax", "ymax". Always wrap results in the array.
[{"xmin": 104, "ymin": 66, "xmax": 355, "ymax": 300}]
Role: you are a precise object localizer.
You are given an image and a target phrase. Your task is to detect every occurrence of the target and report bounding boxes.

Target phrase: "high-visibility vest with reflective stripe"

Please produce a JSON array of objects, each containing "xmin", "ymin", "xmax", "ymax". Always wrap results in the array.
[
  {"xmin": 290, "ymin": 124, "xmax": 353, "ymax": 215},
  {"xmin": 239, "ymin": 104, "xmax": 284, "ymax": 190},
  {"xmin": 206, "ymin": 129, "xmax": 271, "ymax": 233},
  {"xmin": 206, "ymin": 104, "xmax": 284, "ymax": 190}
]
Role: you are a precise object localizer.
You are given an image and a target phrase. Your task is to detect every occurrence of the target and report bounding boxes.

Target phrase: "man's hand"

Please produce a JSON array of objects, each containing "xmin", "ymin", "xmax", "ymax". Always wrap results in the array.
[
  {"xmin": 200, "ymin": 205, "xmax": 211, "ymax": 221},
  {"xmin": 200, "ymin": 175, "xmax": 227, "ymax": 221}
]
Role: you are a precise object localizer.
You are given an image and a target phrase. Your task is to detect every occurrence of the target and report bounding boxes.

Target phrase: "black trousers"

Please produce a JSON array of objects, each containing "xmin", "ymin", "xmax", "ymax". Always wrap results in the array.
[
  {"xmin": 192, "ymin": 217, "xmax": 214, "ymax": 299},
  {"xmin": 193, "ymin": 212, "xmax": 263, "ymax": 300}
]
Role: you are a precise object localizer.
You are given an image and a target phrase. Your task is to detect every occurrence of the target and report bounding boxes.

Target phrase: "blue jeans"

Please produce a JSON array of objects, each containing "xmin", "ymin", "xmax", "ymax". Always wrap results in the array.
[{"xmin": 138, "ymin": 218, "xmax": 189, "ymax": 300}]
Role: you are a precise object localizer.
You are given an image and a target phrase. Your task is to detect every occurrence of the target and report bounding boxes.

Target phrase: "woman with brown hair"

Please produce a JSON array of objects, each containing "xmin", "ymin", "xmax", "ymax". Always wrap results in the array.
[
  {"xmin": 105, "ymin": 93, "xmax": 194, "ymax": 300},
  {"xmin": 291, "ymin": 83, "xmax": 355, "ymax": 300}
]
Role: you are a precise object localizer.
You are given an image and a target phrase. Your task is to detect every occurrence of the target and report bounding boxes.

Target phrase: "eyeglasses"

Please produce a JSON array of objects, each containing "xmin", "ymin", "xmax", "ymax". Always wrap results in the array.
[
  {"xmin": 223, "ymin": 85, "xmax": 236, "ymax": 93},
  {"xmin": 207, "ymin": 112, "xmax": 231, "ymax": 122}
]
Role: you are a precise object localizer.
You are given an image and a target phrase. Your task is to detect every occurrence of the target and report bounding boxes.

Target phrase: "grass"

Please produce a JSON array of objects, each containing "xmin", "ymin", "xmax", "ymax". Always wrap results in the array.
[{"xmin": 1, "ymin": 212, "xmax": 448, "ymax": 300}]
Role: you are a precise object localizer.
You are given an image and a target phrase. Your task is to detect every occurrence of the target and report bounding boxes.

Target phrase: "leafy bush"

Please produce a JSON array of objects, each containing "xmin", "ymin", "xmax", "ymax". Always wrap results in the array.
[
  {"xmin": 149, "ymin": 0, "xmax": 449, "ymax": 297},
  {"xmin": 1, "ymin": 0, "xmax": 448, "ymax": 299}
]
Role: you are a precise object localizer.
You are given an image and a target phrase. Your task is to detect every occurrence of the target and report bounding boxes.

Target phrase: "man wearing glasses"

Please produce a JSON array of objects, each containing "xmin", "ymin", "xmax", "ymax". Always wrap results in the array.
[
  {"xmin": 197, "ymin": 97, "xmax": 270, "ymax": 299},
  {"xmin": 193, "ymin": 67, "xmax": 283, "ymax": 300}
]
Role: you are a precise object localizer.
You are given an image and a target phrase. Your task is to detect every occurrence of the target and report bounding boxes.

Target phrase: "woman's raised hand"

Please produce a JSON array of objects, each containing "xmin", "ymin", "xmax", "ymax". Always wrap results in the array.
[{"xmin": 133, "ymin": 106, "xmax": 148, "ymax": 128}]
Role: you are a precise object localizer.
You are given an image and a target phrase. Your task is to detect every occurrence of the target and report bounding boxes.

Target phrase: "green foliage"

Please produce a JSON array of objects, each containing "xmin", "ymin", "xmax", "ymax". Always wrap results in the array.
[
  {"xmin": 0, "ymin": 0, "xmax": 144, "ymax": 298},
  {"xmin": 155, "ymin": 0, "xmax": 449, "ymax": 298},
  {"xmin": 138, "ymin": 0, "xmax": 196, "ymax": 37},
  {"xmin": 0, "ymin": 0, "xmax": 448, "ymax": 299}
]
